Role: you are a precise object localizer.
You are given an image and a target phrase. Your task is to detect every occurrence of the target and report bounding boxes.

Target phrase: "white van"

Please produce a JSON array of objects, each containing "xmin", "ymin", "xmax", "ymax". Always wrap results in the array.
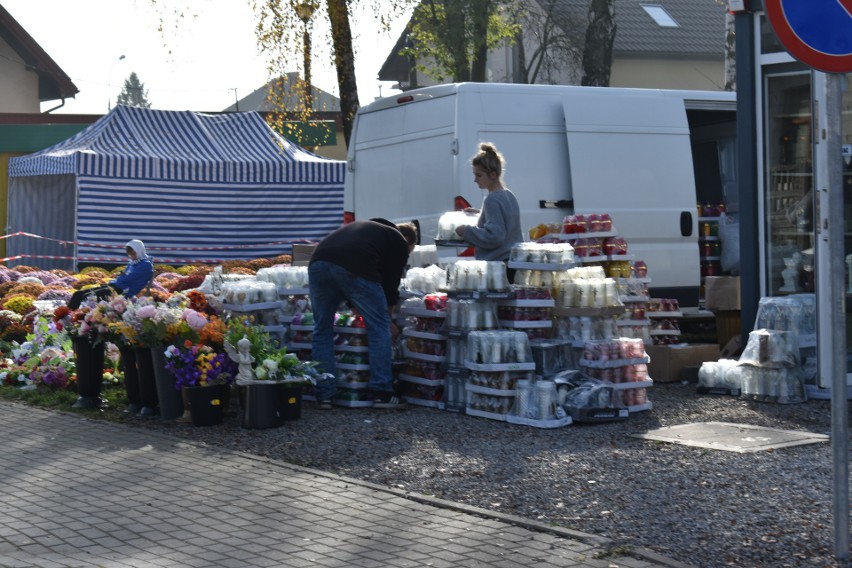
[{"xmin": 343, "ymin": 82, "xmax": 736, "ymax": 307}]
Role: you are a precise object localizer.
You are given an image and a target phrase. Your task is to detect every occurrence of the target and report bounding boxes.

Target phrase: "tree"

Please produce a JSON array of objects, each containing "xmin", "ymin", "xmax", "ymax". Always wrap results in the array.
[
  {"xmin": 401, "ymin": 0, "xmax": 519, "ymax": 83},
  {"xmin": 724, "ymin": 11, "xmax": 736, "ymax": 91},
  {"xmin": 116, "ymin": 72, "xmax": 152, "ymax": 108},
  {"xmin": 251, "ymin": 0, "xmax": 413, "ymax": 146},
  {"xmin": 511, "ymin": 0, "xmax": 585, "ymax": 85},
  {"xmin": 580, "ymin": 0, "xmax": 616, "ymax": 87}
]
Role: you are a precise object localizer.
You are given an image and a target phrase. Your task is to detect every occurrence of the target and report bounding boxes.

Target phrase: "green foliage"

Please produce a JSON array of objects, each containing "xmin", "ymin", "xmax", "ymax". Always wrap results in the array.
[
  {"xmin": 116, "ymin": 72, "xmax": 152, "ymax": 108},
  {"xmin": 224, "ymin": 316, "xmax": 272, "ymax": 363},
  {"xmin": 403, "ymin": 0, "xmax": 520, "ymax": 83}
]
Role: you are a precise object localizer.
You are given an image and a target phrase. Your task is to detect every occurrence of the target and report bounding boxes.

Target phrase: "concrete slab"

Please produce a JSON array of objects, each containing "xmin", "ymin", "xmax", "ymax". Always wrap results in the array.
[{"xmin": 630, "ymin": 421, "xmax": 829, "ymax": 453}]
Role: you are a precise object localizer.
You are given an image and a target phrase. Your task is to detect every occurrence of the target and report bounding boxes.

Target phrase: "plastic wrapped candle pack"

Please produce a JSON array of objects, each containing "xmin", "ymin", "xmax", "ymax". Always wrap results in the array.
[
  {"xmin": 436, "ymin": 211, "xmax": 480, "ymax": 240},
  {"xmin": 509, "ymin": 377, "xmax": 561, "ymax": 421},
  {"xmin": 445, "ymin": 298, "xmax": 498, "ymax": 330},
  {"xmin": 255, "ymin": 265, "xmax": 310, "ymax": 289},
  {"xmin": 466, "ymin": 330, "xmax": 532, "ymax": 365},
  {"xmin": 556, "ymin": 316, "xmax": 619, "ymax": 342},
  {"xmin": 510, "ymin": 242, "xmax": 574, "ymax": 264},
  {"xmin": 220, "ymin": 280, "xmax": 279, "ymax": 305},
  {"xmin": 447, "ymin": 260, "xmax": 510, "ymax": 291},
  {"xmin": 554, "ymin": 267, "xmax": 621, "ymax": 308},
  {"xmin": 404, "ymin": 265, "xmax": 448, "ymax": 294}
]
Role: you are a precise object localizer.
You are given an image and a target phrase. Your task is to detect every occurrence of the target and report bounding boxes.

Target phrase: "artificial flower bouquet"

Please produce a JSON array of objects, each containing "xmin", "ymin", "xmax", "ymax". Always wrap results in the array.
[
  {"xmin": 224, "ymin": 316, "xmax": 318, "ymax": 385},
  {"xmin": 164, "ymin": 341, "xmax": 237, "ymax": 389},
  {"xmin": 254, "ymin": 345, "xmax": 318, "ymax": 384},
  {"xmin": 1, "ymin": 314, "xmax": 122, "ymax": 389},
  {"xmin": 53, "ymin": 303, "xmax": 96, "ymax": 340},
  {"xmin": 119, "ymin": 295, "xmax": 211, "ymax": 348}
]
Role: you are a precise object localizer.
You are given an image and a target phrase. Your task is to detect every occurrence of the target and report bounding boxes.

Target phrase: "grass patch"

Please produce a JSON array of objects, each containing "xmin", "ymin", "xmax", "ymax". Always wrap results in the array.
[{"xmin": 0, "ymin": 384, "xmax": 130, "ymax": 422}]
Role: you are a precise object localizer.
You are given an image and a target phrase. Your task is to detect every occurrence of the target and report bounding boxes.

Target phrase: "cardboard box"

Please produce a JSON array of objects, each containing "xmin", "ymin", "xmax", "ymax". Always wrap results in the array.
[
  {"xmin": 646, "ymin": 343, "xmax": 720, "ymax": 383},
  {"xmin": 291, "ymin": 243, "xmax": 317, "ymax": 266},
  {"xmin": 705, "ymin": 276, "xmax": 741, "ymax": 311},
  {"xmin": 715, "ymin": 310, "xmax": 742, "ymax": 350}
]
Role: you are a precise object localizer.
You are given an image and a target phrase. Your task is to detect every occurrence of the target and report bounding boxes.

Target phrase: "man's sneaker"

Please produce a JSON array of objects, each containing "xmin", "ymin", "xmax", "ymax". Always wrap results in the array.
[
  {"xmin": 371, "ymin": 391, "xmax": 406, "ymax": 409},
  {"xmin": 316, "ymin": 400, "xmax": 333, "ymax": 410}
]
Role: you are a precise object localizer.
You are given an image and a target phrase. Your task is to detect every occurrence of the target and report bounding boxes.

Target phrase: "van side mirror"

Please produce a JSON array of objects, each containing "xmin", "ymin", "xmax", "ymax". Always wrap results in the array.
[{"xmin": 680, "ymin": 211, "xmax": 693, "ymax": 237}]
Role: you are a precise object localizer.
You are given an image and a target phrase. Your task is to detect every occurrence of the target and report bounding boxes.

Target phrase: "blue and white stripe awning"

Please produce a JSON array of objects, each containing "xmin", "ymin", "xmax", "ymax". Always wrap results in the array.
[{"xmin": 7, "ymin": 106, "xmax": 346, "ymax": 265}]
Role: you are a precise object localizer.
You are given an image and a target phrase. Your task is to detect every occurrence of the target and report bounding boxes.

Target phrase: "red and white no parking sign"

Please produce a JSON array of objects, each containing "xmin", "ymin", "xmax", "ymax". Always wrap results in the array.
[{"xmin": 764, "ymin": 0, "xmax": 852, "ymax": 73}]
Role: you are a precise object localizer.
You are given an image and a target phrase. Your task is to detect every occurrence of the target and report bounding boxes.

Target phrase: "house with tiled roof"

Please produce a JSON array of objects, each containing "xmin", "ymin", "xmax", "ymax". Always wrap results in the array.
[
  {"xmin": 0, "ymin": 3, "xmax": 78, "ymax": 112},
  {"xmin": 223, "ymin": 72, "xmax": 346, "ymax": 160},
  {"xmin": 380, "ymin": 0, "xmax": 729, "ymax": 92}
]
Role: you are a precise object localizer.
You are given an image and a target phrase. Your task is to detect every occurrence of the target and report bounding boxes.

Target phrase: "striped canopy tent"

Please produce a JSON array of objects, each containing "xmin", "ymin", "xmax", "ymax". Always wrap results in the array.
[{"xmin": 6, "ymin": 105, "xmax": 344, "ymax": 269}]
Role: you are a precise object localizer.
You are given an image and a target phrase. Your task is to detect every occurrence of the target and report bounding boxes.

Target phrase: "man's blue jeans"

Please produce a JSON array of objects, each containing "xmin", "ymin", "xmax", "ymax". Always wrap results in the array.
[{"xmin": 308, "ymin": 260, "xmax": 394, "ymax": 401}]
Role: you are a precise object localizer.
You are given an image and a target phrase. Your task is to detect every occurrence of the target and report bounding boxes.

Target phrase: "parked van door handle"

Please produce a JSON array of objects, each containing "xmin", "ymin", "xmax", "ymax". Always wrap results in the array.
[{"xmin": 680, "ymin": 211, "xmax": 693, "ymax": 237}]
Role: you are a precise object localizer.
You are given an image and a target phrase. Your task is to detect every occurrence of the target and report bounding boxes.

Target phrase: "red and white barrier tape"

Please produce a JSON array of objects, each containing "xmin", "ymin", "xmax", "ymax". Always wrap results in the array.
[
  {"xmin": 0, "ymin": 254, "xmax": 233, "ymax": 264},
  {"xmin": 0, "ymin": 231, "xmax": 316, "ymax": 252}
]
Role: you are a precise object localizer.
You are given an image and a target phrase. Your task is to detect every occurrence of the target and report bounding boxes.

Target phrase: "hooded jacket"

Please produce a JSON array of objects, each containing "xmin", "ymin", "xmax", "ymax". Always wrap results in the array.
[{"xmin": 110, "ymin": 240, "xmax": 154, "ymax": 297}]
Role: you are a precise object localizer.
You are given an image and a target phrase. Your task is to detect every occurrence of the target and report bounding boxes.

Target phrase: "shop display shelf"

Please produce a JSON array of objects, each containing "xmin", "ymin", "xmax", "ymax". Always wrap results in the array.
[
  {"xmin": 334, "ymin": 326, "xmax": 368, "ymax": 334},
  {"xmin": 537, "ymin": 230, "xmax": 618, "ymax": 241},
  {"xmin": 507, "ymin": 261, "xmax": 574, "ymax": 271},
  {"xmin": 627, "ymin": 401, "xmax": 653, "ymax": 413},
  {"xmin": 403, "ymin": 397, "xmax": 443, "ymax": 408},
  {"xmin": 277, "ymin": 287, "xmax": 310, "ymax": 296},
  {"xmin": 290, "ymin": 324, "xmax": 315, "ymax": 332},
  {"xmin": 615, "ymin": 319, "xmax": 650, "ymax": 326},
  {"xmin": 400, "ymin": 307, "xmax": 447, "ymax": 318},
  {"xmin": 288, "ymin": 342, "xmax": 312, "ymax": 350},
  {"xmin": 402, "ymin": 328, "xmax": 446, "ymax": 341},
  {"xmin": 553, "ymin": 306, "xmax": 626, "ymax": 317},
  {"xmin": 506, "ymin": 414, "xmax": 572, "ymax": 428},
  {"xmin": 497, "ymin": 298, "xmax": 556, "ymax": 307},
  {"xmin": 611, "ymin": 379, "xmax": 654, "ymax": 390},
  {"xmin": 398, "ymin": 374, "xmax": 444, "ymax": 387},
  {"xmin": 444, "ymin": 289, "xmax": 515, "ymax": 301},
  {"xmin": 567, "ymin": 407, "xmax": 629, "ymax": 423},
  {"xmin": 498, "ymin": 320, "xmax": 553, "ymax": 329},
  {"xmin": 464, "ymin": 407, "xmax": 508, "ymax": 421},
  {"xmin": 464, "ymin": 384, "xmax": 516, "ymax": 396},
  {"xmin": 464, "ymin": 361, "xmax": 536, "ymax": 372},
  {"xmin": 334, "ymin": 344, "xmax": 370, "ymax": 353},
  {"xmin": 647, "ymin": 311, "xmax": 683, "ymax": 318},
  {"xmin": 402, "ymin": 349, "xmax": 446, "ymax": 363},
  {"xmin": 649, "ymin": 330, "xmax": 681, "ymax": 336},
  {"xmin": 577, "ymin": 356, "xmax": 651, "ymax": 369}
]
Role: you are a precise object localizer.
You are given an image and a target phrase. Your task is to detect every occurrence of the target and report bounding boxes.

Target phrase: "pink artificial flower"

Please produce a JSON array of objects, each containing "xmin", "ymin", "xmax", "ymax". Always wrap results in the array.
[{"xmin": 182, "ymin": 309, "xmax": 208, "ymax": 331}]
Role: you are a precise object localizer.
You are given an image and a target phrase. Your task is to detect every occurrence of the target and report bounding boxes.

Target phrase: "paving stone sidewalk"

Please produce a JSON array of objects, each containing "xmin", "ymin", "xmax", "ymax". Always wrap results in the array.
[{"xmin": 0, "ymin": 401, "xmax": 691, "ymax": 568}]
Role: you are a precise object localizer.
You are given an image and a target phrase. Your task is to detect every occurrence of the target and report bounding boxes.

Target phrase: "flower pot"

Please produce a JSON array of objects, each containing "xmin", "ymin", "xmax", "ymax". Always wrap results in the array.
[
  {"xmin": 71, "ymin": 336, "xmax": 105, "ymax": 404},
  {"xmin": 119, "ymin": 346, "xmax": 141, "ymax": 408},
  {"xmin": 134, "ymin": 347, "xmax": 159, "ymax": 412},
  {"xmin": 277, "ymin": 384, "xmax": 303, "ymax": 421},
  {"xmin": 240, "ymin": 382, "xmax": 284, "ymax": 429},
  {"xmin": 150, "ymin": 346, "xmax": 184, "ymax": 420},
  {"xmin": 239, "ymin": 382, "xmax": 303, "ymax": 428},
  {"xmin": 183, "ymin": 384, "xmax": 226, "ymax": 427}
]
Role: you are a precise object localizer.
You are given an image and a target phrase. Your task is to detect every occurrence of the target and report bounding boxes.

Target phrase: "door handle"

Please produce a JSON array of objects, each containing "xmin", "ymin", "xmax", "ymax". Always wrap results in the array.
[{"xmin": 680, "ymin": 211, "xmax": 693, "ymax": 237}]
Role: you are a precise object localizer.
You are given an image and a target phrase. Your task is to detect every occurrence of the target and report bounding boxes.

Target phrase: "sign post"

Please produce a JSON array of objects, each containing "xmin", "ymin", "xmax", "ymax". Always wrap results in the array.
[{"xmin": 765, "ymin": 0, "xmax": 852, "ymax": 561}]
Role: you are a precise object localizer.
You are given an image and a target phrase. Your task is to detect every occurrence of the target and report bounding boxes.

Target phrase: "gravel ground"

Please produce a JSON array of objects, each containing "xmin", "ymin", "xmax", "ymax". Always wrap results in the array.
[{"xmin": 122, "ymin": 381, "xmax": 851, "ymax": 568}]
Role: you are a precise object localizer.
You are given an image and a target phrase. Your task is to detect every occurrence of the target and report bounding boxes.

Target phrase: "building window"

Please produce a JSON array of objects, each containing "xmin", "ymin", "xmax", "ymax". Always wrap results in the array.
[{"xmin": 640, "ymin": 4, "xmax": 679, "ymax": 28}]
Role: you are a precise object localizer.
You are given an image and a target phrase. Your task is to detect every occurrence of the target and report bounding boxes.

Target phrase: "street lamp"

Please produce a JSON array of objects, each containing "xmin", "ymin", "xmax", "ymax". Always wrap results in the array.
[
  {"xmin": 107, "ymin": 54, "xmax": 126, "ymax": 112},
  {"xmin": 293, "ymin": 1, "xmax": 318, "ymax": 112}
]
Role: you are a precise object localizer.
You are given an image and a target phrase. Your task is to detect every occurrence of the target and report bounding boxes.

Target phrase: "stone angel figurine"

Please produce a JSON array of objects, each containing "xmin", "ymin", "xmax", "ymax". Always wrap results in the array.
[{"xmin": 224, "ymin": 335, "xmax": 256, "ymax": 383}]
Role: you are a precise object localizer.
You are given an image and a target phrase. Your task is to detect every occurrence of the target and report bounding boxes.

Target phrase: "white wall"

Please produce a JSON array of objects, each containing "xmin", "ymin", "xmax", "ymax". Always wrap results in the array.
[
  {"xmin": 611, "ymin": 58, "xmax": 725, "ymax": 91},
  {"xmin": 0, "ymin": 37, "xmax": 40, "ymax": 113}
]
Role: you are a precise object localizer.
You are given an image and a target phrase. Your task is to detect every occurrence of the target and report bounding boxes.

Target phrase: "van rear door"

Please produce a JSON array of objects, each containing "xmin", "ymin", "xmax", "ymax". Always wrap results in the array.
[{"xmin": 562, "ymin": 90, "xmax": 699, "ymax": 304}]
